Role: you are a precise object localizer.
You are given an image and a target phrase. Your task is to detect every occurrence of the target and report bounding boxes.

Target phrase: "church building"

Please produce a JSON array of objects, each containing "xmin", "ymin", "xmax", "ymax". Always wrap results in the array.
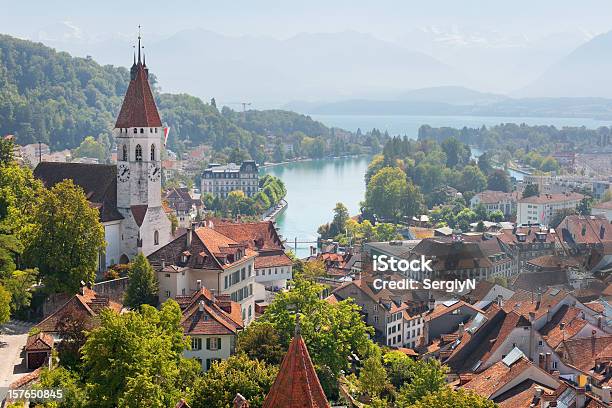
[{"xmin": 34, "ymin": 36, "xmax": 172, "ymax": 270}]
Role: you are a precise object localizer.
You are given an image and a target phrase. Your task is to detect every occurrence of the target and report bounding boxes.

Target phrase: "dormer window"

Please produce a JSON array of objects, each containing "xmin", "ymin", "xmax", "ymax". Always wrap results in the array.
[{"xmin": 135, "ymin": 144, "xmax": 142, "ymax": 161}]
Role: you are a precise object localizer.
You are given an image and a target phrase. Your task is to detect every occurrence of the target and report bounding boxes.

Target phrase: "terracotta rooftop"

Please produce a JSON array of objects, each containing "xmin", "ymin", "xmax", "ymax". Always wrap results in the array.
[
  {"xmin": 503, "ymin": 288, "xmax": 572, "ymax": 321},
  {"xmin": 519, "ymin": 192, "xmax": 585, "ymax": 205},
  {"xmin": 115, "ymin": 60, "xmax": 162, "ymax": 128},
  {"xmin": 36, "ymin": 287, "xmax": 122, "ymax": 333},
  {"xmin": 559, "ymin": 214, "xmax": 612, "ymax": 245},
  {"xmin": 593, "ymin": 201, "xmax": 612, "ymax": 210},
  {"xmin": 555, "ymin": 335, "xmax": 612, "ymax": 373},
  {"xmin": 214, "ymin": 221, "xmax": 285, "ymax": 252},
  {"xmin": 538, "ymin": 304, "xmax": 589, "ymax": 348},
  {"xmin": 25, "ymin": 332, "xmax": 54, "ymax": 351},
  {"xmin": 425, "ymin": 300, "xmax": 482, "ymax": 322},
  {"xmin": 263, "ymin": 331, "xmax": 329, "ymax": 408},
  {"xmin": 181, "ymin": 288, "xmax": 243, "ymax": 336}
]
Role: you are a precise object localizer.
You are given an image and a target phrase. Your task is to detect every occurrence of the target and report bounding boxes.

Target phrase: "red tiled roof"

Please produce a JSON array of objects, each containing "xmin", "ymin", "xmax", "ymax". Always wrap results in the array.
[
  {"xmin": 181, "ymin": 288, "xmax": 243, "ymax": 336},
  {"xmin": 555, "ymin": 335, "xmax": 612, "ymax": 373},
  {"xmin": 519, "ymin": 192, "xmax": 585, "ymax": 205},
  {"xmin": 263, "ymin": 333, "xmax": 329, "ymax": 408},
  {"xmin": 194, "ymin": 227, "xmax": 258, "ymax": 270},
  {"xmin": 214, "ymin": 221, "xmax": 285, "ymax": 252},
  {"xmin": 25, "ymin": 332, "xmax": 54, "ymax": 351},
  {"xmin": 425, "ymin": 301, "xmax": 482, "ymax": 322},
  {"xmin": 115, "ymin": 62, "xmax": 162, "ymax": 128},
  {"xmin": 36, "ymin": 287, "xmax": 122, "ymax": 333},
  {"xmin": 539, "ymin": 305, "xmax": 588, "ymax": 348},
  {"xmin": 503, "ymin": 288, "xmax": 572, "ymax": 321},
  {"xmin": 473, "ymin": 190, "xmax": 519, "ymax": 204},
  {"xmin": 559, "ymin": 214, "xmax": 612, "ymax": 245},
  {"xmin": 593, "ymin": 201, "xmax": 612, "ymax": 210},
  {"xmin": 254, "ymin": 253, "xmax": 293, "ymax": 269}
]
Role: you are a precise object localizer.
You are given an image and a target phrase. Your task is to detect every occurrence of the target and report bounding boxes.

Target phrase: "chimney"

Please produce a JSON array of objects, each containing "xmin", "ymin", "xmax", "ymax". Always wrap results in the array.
[
  {"xmin": 592, "ymin": 330, "xmax": 597, "ymax": 356},
  {"xmin": 196, "ymin": 280, "xmax": 202, "ymax": 290},
  {"xmin": 536, "ymin": 291, "xmax": 542, "ymax": 308},
  {"xmin": 538, "ymin": 353, "xmax": 545, "ymax": 369},
  {"xmin": 601, "ymin": 225, "xmax": 606, "ymax": 239},
  {"xmin": 187, "ymin": 225, "xmax": 193, "ymax": 247},
  {"xmin": 546, "ymin": 306, "xmax": 551, "ymax": 323},
  {"xmin": 497, "ymin": 294, "xmax": 504, "ymax": 308},
  {"xmin": 428, "ymin": 296, "xmax": 435, "ymax": 311},
  {"xmin": 534, "ymin": 387, "xmax": 543, "ymax": 399},
  {"xmin": 161, "ymin": 260, "xmax": 166, "ymax": 269},
  {"xmin": 529, "ymin": 312, "xmax": 536, "ymax": 360},
  {"xmin": 198, "ymin": 300, "xmax": 204, "ymax": 312},
  {"xmin": 601, "ymin": 386, "xmax": 611, "ymax": 404},
  {"xmin": 79, "ymin": 280, "xmax": 86, "ymax": 296},
  {"xmin": 545, "ymin": 352, "xmax": 551, "ymax": 373},
  {"xmin": 458, "ymin": 322, "xmax": 465, "ymax": 335},
  {"xmin": 576, "ymin": 387, "xmax": 586, "ymax": 408}
]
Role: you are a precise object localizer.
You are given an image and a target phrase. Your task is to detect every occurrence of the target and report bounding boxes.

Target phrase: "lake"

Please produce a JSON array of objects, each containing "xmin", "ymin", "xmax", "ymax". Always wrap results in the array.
[
  {"xmin": 310, "ymin": 114, "xmax": 612, "ymax": 139},
  {"xmin": 263, "ymin": 156, "xmax": 371, "ymax": 257},
  {"xmin": 268, "ymin": 114, "xmax": 612, "ymax": 256}
]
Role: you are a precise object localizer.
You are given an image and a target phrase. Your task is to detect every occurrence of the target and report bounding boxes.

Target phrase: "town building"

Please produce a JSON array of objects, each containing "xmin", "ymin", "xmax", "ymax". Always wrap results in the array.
[
  {"xmin": 516, "ymin": 192, "xmax": 585, "ymax": 226},
  {"xmin": 25, "ymin": 333, "xmax": 54, "ymax": 370},
  {"xmin": 212, "ymin": 221, "xmax": 293, "ymax": 291},
  {"xmin": 497, "ymin": 225, "xmax": 558, "ymax": 267},
  {"xmin": 164, "ymin": 187, "xmax": 202, "ymax": 228},
  {"xmin": 201, "ymin": 161, "xmax": 259, "ymax": 198},
  {"xmin": 470, "ymin": 190, "xmax": 519, "ymax": 218},
  {"xmin": 177, "ymin": 287, "xmax": 243, "ymax": 371},
  {"xmin": 34, "ymin": 42, "xmax": 173, "ymax": 269},
  {"xmin": 148, "ymin": 226, "xmax": 260, "ymax": 326},
  {"xmin": 592, "ymin": 201, "xmax": 612, "ymax": 222}
]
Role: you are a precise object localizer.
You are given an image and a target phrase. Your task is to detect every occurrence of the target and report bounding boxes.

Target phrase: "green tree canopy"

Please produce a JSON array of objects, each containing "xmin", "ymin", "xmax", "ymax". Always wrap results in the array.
[
  {"xmin": 486, "ymin": 169, "xmax": 510, "ymax": 192},
  {"xmin": 364, "ymin": 167, "xmax": 408, "ymax": 222},
  {"xmin": 124, "ymin": 254, "xmax": 159, "ymax": 309},
  {"xmin": 24, "ymin": 179, "xmax": 105, "ymax": 294}
]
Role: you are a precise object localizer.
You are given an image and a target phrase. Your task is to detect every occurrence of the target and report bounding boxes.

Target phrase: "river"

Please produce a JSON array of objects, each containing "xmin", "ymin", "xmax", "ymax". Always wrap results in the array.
[
  {"xmin": 267, "ymin": 114, "xmax": 612, "ymax": 256},
  {"xmin": 262, "ymin": 156, "xmax": 371, "ymax": 257}
]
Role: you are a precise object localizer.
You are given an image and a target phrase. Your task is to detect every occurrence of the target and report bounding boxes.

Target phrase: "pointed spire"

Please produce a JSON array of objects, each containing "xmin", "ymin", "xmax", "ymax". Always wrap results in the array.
[
  {"xmin": 137, "ymin": 25, "xmax": 142, "ymax": 64},
  {"xmin": 262, "ymin": 320, "xmax": 329, "ymax": 408}
]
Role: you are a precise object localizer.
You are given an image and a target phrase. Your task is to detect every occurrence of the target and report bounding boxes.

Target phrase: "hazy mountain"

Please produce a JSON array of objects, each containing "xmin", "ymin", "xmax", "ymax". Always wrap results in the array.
[
  {"xmin": 520, "ymin": 30, "xmax": 612, "ymax": 97},
  {"xmin": 31, "ymin": 28, "xmax": 465, "ymax": 106}
]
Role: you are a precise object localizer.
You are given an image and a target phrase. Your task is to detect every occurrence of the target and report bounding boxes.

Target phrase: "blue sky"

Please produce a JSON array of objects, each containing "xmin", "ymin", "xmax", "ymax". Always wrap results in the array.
[{"xmin": 3, "ymin": 0, "xmax": 612, "ymax": 41}]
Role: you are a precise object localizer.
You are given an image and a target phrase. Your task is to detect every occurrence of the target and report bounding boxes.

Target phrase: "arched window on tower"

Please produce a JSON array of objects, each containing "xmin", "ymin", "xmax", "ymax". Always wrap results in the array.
[
  {"xmin": 135, "ymin": 144, "xmax": 142, "ymax": 161},
  {"xmin": 122, "ymin": 144, "xmax": 128, "ymax": 161},
  {"xmin": 154, "ymin": 230, "xmax": 159, "ymax": 245},
  {"xmin": 150, "ymin": 144, "xmax": 156, "ymax": 161}
]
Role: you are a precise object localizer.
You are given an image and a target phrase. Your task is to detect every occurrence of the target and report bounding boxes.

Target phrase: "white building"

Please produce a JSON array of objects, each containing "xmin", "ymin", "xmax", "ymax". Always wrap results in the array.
[
  {"xmin": 201, "ymin": 161, "xmax": 259, "ymax": 198},
  {"xmin": 149, "ymin": 226, "xmax": 260, "ymax": 326},
  {"xmin": 179, "ymin": 287, "xmax": 243, "ymax": 371},
  {"xmin": 516, "ymin": 192, "xmax": 585, "ymax": 226},
  {"xmin": 34, "ymin": 43, "xmax": 172, "ymax": 270},
  {"xmin": 470, "ymin": 190, "xmax": 519, "ymax": 217}
]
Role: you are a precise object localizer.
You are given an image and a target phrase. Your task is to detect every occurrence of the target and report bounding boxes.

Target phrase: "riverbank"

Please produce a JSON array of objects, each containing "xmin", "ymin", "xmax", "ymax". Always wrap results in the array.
[{"xmin": 262, "ymin": 198, "xmax": 288, "ymax": 222}]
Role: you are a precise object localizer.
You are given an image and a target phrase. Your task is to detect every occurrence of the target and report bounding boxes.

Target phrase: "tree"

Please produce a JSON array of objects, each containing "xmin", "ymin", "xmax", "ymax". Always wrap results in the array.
[
  {"xmin": 395, "ymin": 359, "xmax": 448, "ymax": 406},
  {"xmin": 364, "ymin": 167, "xmax": 407, "ymax": 221},
  {"xmin": 359, "ymin": 353, "xmax": 387, "ymax": 398},
  {"xmin": 488, "ymin": 210, "xmax": 504, "ymax": 223},
  {"xmin": 259, "ymin": 275, "xmax": 374, "ymax": 375},
  {"xmin": 408, "ymin": 387, "xmax": 496, "ymax": 408},
  {"xmin": 35, "ymin": 367, "xmax": 88, "ymax": 408},
  {"xmin": 577, "ymin": 197, "xmax": 592, "ymax": 216},
  {"xmin": 236, "ymin": 321, "xmax": 286, "ymax": 365},
  {"xmin": 73, "ymin": 136, "xmax": 106, "ymax": 162},
  {"xmin": 522, "ymin": 183, "xmax": 539, "ymax": 198},
  {"xmin": 191, "ymin": 353, "xmax": 278, "ymax": 408},
  {"xmin": 329, "ymin": 202, "xmax": 349, "ymax": 237},
  {"xmin": 81, "ymin": 301, "xmax": 199, "ymax": 408},
  {"xmin": 0, "ymin": 284, "xmax": 10, "ymax": 324},
  {"xmin": 457, "ymin": 165, "xmax": 486, "ymax": 193},
  {"xmin": 441, "ymin": 137, "xmax": 469, "ymax": 168},
  {"xmin": 477, "ymin": 152, "xmax": 493, "ymax": 176},
  {"xmin": 4, "ymin": 268, "xmax": 38, "ymax": 314},
  {"xmin": 486, "ymin": 169, "xmax": 510, "ymax": 192},
  {"xmin": 24, "ymin": 179, "xmax": 105, "ymax": 294},
  {"xmin": 401, "ymin": 180, "xmax": 424, "ymax": 220},
  {"xmin": 124, "ymin": 254, "xmax": 158, "ymax": 309}
]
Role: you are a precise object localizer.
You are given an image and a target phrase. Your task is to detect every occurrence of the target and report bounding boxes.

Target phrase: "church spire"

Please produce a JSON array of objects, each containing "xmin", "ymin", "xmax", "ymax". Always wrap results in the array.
[{"xmin": 137, "ymin": 25, "xmax": 142, "ymax": 64}]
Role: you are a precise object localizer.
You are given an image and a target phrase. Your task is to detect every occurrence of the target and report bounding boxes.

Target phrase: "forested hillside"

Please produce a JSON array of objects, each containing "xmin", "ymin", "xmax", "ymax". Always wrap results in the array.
[{"xmin": 0, "ymin": 34, "xmax": 375, "ymax": 160}]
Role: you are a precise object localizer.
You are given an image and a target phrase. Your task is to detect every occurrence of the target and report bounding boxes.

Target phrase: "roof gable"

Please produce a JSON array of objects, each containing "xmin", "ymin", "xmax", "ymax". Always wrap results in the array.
[{"xmin": 115, "ymin": 62, "xmax": 162, "ymax": 128}]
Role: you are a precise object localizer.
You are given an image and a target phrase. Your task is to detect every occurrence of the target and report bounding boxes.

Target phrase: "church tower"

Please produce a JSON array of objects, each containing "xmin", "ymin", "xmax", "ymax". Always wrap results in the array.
[{"xmin": 114, "ymin": 31, "xmax": 171, "ymax": 259}]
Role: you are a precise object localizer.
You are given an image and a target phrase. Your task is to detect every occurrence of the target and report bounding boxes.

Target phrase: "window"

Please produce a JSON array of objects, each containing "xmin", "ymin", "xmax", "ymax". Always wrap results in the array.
[
  {"xmin": 552, "ymin": 361, "xmax": 558, "ymax": 369},
  {"xmin": 135, "ymin": 144, "xmax": 142, "ymax": 161},
  {"xmin": 191, "ymin": 337, "xmax": 202, "ymax": 350},
  {"xmin": 133, "ymin": 128, "xmax": 137, "ymax": 134},
  {"xmin": 206, "ymin": 337, "xmax": 221, "ymax": 350},
  {"xmin": 154, "ymin": 230, "xmax": 159, "ymax": 245},
  {"xmin": 165, "ymin": 290, "xmax": 170, "ymax": 298},
  {"xmin": 122, "ymin": 144, "xmax": 128, "ymax": 161},
  {"xmin": 150, "ymin": 144, "xmax": 155, "ymax": 161},
  {"xmin": 140, "ymin": 128, "xmax": 144, "ymax": 133},
  {"xmin": 374, "ymin": 316, "xmax": 379, "ymax": 323}
]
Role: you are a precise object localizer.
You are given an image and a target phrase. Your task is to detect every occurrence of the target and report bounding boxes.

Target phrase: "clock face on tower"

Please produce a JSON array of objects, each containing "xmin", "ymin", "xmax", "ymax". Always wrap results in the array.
[
  {"xmin": 117, "ymin": 163, "xmax": 130, "ymax": 182},
  {"xmin": 148, "ymin": 162, "xmax": 161, "ymax": 182}
]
